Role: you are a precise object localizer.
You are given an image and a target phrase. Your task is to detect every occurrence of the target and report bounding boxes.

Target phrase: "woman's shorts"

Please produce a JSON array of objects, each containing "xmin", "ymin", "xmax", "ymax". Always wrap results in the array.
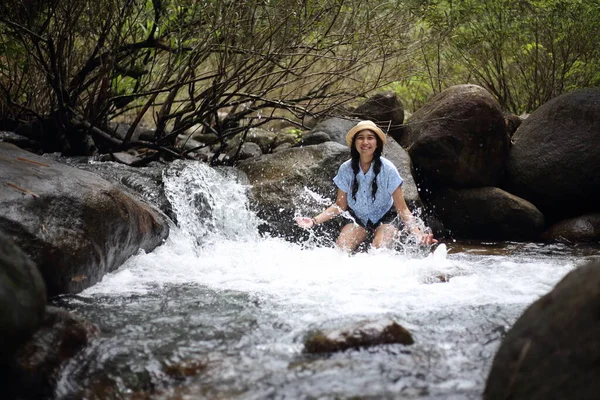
[{"xmin": 347, "ymin": 207, "xmax": 398, "ymax": 232}]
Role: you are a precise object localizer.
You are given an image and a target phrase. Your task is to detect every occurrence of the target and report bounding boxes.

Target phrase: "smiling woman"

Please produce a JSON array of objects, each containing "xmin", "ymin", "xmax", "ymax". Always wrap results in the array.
[{"xmin": 295, "ymin": 120, "xmax": 436, "ymax": 251}]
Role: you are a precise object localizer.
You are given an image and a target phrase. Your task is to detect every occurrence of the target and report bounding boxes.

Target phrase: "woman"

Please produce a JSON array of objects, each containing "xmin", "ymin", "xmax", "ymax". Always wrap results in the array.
[{"xmin": 295, "ymin": 120, "xmax": 436, "ymax": 251}]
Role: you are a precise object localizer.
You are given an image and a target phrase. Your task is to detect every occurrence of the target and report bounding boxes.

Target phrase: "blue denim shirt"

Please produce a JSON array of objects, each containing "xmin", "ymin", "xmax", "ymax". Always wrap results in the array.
[{"xmin": 333, "ymin": 156, "xmax": 403, "ymax": 225}]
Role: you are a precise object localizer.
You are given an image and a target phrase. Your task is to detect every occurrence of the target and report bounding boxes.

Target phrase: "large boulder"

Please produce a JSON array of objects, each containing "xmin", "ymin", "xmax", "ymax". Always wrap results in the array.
[
  {"xmin": 504, "ymin": 88, "xmax": 600, "ymax": 222},
  {"xmin": 484, "ymin": 260, "xmax": 600, "ymax": 400},
  {"xmin": 401, "ymin": 84, "xmax": 509, "ymax": 187},
  {"xmin": 59, "ymin": 158, "xmax": 175, "ymax": 222},
  {"xmin": 352, "ymin": 92, "xmax": 405, "ymax": 138},
  {"xmin": 0, "ymin": 233, "xmax": 46, "ymax": 359},
  {"xmin": 382, "ymin": 139, "xmax": 424, "ymax": 212},
  {"xmin": 541, "ymin": 213, "xmax": 600, "ymax": 243},
  {"xmin": 428, "ymin": 187, "xmax": 544, "ymax": 240},
  {"xmin": 0, "ymin": 143, "xmax": 169, "ymax": 296},
  {"xmin": 308, "ymin": 117, "xmax": 357, "ymax": 146}
]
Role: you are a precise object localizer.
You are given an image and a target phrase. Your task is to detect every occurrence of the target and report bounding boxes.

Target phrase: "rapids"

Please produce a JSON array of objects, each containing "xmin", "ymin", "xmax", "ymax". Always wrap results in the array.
[{"xmin": 53, "ymin": 161, "xmax": 596, "ymax": 399}]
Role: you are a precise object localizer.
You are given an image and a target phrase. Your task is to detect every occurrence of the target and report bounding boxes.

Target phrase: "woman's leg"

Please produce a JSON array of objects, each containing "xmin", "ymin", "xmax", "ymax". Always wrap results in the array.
[
  {"xmin": 372, "ymin": 223, "xmax": 398, "ymax": 249},
  {"xmin": 336, "ymin": 223, "xmax": 368, "ymax": 252}
]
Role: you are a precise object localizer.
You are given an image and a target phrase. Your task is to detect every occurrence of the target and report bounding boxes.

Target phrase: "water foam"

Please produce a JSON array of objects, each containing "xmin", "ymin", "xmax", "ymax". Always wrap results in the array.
[{"xmin": 71, "ymin": 161, "xmax": 577, "ymax": 399}]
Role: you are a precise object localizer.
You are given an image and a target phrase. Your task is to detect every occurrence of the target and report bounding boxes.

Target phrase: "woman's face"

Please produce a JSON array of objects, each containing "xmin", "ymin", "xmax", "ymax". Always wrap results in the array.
[{"xmin": 354, "ymin": 130, "xmax": 378, "ymax": 157}]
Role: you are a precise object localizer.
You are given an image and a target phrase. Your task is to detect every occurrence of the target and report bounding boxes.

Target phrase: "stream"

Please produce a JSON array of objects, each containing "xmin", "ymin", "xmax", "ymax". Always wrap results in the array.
[{"xmin": 53, "ymin": 161, "xmax": 598, "ymax": 399}]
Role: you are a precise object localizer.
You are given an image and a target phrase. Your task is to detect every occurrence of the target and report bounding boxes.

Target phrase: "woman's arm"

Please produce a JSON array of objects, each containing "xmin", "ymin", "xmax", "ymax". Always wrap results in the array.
[
  {"xmin": 392, "ymin": 186, "xmax": 437, "ymax": 245},
  {"xmin": 295, "ymin": 189, "xmax": 348, "ymax": 229}
]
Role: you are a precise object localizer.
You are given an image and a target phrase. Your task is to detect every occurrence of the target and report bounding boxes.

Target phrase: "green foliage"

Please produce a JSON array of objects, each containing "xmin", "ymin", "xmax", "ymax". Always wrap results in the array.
[
  {"xmin": 414, "ymin": 0, "xmax": 600, "ymax": 113},
  {"xmin": 0, "ymin": 0, "xmax": 599, "ymax": 156}
]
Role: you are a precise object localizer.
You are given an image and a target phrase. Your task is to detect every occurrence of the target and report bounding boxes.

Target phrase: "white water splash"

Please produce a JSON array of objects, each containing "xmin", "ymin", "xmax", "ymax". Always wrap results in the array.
[
  {"xmin": 85, "ymin": 161, "xmax": 574, "ymax": 321},
  {"xmin": 162, "ymin": 160, "xmax": 261, "ymax": 247},
  {"xmin": 73, "ymin": 161, "xmax": 579, "ymax": 399}
]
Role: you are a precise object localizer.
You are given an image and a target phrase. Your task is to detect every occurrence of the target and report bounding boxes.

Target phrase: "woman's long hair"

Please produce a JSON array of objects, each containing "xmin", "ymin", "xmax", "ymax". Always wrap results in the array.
[{"xmin": 350, "ymin": 131, "xmax": 384, "ymax": 201}]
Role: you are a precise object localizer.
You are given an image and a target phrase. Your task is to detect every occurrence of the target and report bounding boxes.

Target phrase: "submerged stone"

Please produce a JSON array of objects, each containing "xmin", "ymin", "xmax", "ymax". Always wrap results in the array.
[{"xmin": 304, "ymin": 319, "xmax": 414, "ymax": 354}]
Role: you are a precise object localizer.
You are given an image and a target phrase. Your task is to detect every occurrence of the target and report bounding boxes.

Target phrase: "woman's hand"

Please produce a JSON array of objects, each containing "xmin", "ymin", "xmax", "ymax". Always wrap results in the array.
[
  {"xmin": 417, "ymin": 232, "xmax": 438, "ymax": 246},
  {"xmin": 295, "ymin": 216, "xmax": 315, "ymax": 229}
]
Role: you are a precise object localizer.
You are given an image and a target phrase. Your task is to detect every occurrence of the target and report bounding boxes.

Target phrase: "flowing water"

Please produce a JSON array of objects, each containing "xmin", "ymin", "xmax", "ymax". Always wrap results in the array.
[{"xmin": 53, "ymin": 161, "xmax": 598, "ymax": 399}]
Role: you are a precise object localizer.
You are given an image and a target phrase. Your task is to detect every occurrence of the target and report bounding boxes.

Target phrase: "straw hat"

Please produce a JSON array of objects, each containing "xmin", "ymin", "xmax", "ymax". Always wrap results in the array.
[{"xmin": 345, "ymin": 120, "xmax": 387, "ymax": 147}]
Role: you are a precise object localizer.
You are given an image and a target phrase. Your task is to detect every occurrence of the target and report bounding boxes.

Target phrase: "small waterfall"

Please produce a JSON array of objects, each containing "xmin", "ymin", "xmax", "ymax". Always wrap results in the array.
[{"xmin": 163, "ymin": 160, "xmax": 261, "ymax": 246}]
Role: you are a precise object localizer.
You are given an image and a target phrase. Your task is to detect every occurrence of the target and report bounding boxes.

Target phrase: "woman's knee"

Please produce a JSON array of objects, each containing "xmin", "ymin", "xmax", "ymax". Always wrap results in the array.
[
  {"xmin": 372, "ymin": 224, "xmax": 397, "ymax": 248},
  {"xmin": 336, "ymin": 223, "xmax": 367, "ymax": 250}
]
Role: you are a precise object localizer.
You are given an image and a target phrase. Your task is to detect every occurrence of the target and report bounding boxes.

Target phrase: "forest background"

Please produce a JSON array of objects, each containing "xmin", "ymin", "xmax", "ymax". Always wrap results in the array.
[{"xmin": 1, "ymin": 0, "xmax": 599, "ymax": 158}]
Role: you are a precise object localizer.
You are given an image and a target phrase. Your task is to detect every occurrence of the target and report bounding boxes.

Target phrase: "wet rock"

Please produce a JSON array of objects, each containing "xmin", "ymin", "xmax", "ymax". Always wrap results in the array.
[
  {"xmin": 0, "ymin": 131, "xmax": 41, "ymax": 153},
  {"xmin": 0, "ymin": 232, "xmax": 46, "ymax": 358},
  {"xmin": 8, "ymin": 307, "xmax": 99, "ymax": 400},
  {"xmin": 110, "ymin": 151, "xmax": 144, "ymax": 166},
  {"xmin": 304, "ymin": 320, "xmax": 414, "ymax": 354},
  {"xmin": 308, "ymin": 117, "xmax": 357, "ymax": 146},
  {"xmin": 352, "ymin": 91, "xmax": 405, "ymax": 139},
  {"xmin": 0, "ymin": 143, "xmax": 169, "ymax": 296},
  {"xmin": 402, "ymin": 84, "xmax": 509, "ymax": 187},
  {"xmin": 68, "ymin": 159, "xmax": 174, "ymax": 222},
  {"xmin": 541, "ymin": 213, "xmax": 600, "ymax": 243},
  {"xmin": 428, "ymin": 187, "xmax": 544, "ymax": 240},
  {"xmin": 484, "ymin": 259, "xmax": 600, "ymax": 400},
  {"xmin": 504, "ymin": 88, "xmax": 600, "ymax": 222},
  {"xmin": 238, "ymin": 142, "xmax": 350, "ymax": 239},
  {"xmin": 382, "ymin": 139, "xmax": 424, "ymax": 212}
]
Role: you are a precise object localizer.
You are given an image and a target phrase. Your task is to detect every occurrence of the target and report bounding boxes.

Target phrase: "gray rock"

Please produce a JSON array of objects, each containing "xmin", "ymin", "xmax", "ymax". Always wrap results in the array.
[
  {"xmin": 272, "ymin": 143, "xmax": 293, "ymax": 153},
  {"xmin": 0, "ymin": 232, "xmax": 46, "ymax": 358},
  {"xmin": 110, "ymin": 152, "xmax": 143, "ymax": 166},
  {"xmin": 272, "ymin": 131, "xmax": 298, "ymax": 148},
  {"xmin": 429, "ymin": 186, "xmax": 545, "ymax": 240},
  {"xmin": 309, "ymin": 117, "xmax": 358, "ymax": 146},
  {"xmin": 504, "ymin": 88, "xmax": 600, "ymax": 222},
  {"xmin": 382, "ymin": 139, "xmax": 422, "ymax": 210},
  {"xmin": 484, "ymin": 260, "xmax": 600, "ymax": 400},
  {"xmin": 178, "ymin": 136, "xmax": 204, "ymax": 152},
  {"xmin": 227, "ymin": 142, "xmax": 262, "ymax": 161},
  {"xmin": 0, "ymin": 143, "xmax": 169, "ymax": 296},
  {"xmin": 0, "ymin": 131, "xmax": 41, "ymax": 152},
  {"xmin": 189, "ymin": 131, "xmax": 219, "ymax": 144},
  {"xmin": 244, "ymin": 128, "xmax": 277, "ymax": 153},
  {"xmin": 300, "ymin": 131, "xmax": 331, "ymax": 146},
  {"xmin": 66, "ymin": 159, "xmax": 173, "ymax": 222}
]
